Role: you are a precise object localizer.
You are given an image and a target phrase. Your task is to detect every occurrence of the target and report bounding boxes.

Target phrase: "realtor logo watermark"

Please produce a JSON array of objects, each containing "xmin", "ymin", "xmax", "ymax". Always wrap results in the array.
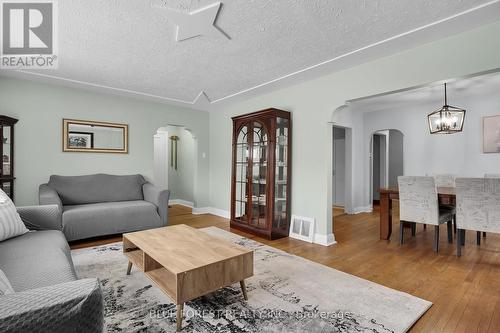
[{"xmin": 0, "ymin": 0, "xmax": 58, "ymax": 69}]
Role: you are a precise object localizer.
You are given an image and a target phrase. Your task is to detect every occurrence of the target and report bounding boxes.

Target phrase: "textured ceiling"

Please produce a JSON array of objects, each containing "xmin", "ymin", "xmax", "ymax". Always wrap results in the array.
[{"xmin": 3, "ymin": 0, "xmax": 500, "ymax": 110}]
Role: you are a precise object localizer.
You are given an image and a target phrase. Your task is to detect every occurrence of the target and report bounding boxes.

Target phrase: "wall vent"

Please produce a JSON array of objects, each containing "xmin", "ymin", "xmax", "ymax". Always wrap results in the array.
[{"xmin": 289, "ymin": 215, "xmax": 315, "ymax": 243}]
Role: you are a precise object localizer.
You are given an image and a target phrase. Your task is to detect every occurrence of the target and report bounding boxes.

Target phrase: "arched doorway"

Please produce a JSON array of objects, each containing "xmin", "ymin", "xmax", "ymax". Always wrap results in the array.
[
  {"xmin": 330, "ymin": 105, "xmax": 354, "ymax": 216},
  {"xmin": 154, "ymin": 125, "xmax": 198, "ymax": 208},
  {"xmin": 370, "ymin": 129, "xmax": 404, "ymax": 208}
]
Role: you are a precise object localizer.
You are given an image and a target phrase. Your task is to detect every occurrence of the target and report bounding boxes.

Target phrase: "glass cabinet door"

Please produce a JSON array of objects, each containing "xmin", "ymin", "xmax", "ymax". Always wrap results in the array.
[
  {"xmin": 1, "ymin": 125, "xmax": 12, "ymax": 177},
  {"xmin": 0, "ymin": 124, "xmax": 13, "ymax": 199},
  {"xmin": 250, "ymin": 121, "xmax": 268, "ymax": 229},
  {"xmin": 0, "ymin": 117, "xmax": 17, "ymax": 201},
  {"xmin": 233, "ymin": 121, "xmax": 270, "ymax": 229},
  {"xmin": 274, "ymin": 117, "xmax": 289, "ymax": 230},
  {"xmin": 234, "ymin": 125, "xmax": 249, "ymax": 222}
]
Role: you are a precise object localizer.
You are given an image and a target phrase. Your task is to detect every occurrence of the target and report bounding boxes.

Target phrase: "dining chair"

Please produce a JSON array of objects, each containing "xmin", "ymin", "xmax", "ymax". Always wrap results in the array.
[
  {"xmin": 433, "ymin": 174, "xmax": 457, "ymax": 233},
  {"xmin": 455, "ymin": 178, "xmax": 500, "ymax": 256},
  {"xmin": 477, "ymin": 174, "xmax": 499, "ymax": 238},
  {"xmin": 398, "ymin": 176, "xmax": 454, "ymax": 252},
  {"xmin": 433, "ymin": 174, "xmax": 456, "ymax": 187}
]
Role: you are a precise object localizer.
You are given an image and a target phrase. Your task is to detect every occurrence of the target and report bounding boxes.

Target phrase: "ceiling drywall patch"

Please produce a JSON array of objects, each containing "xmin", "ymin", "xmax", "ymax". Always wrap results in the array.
[{"xmin": 155, "ymin": 2, "xmax": 229, "ymax": 42}]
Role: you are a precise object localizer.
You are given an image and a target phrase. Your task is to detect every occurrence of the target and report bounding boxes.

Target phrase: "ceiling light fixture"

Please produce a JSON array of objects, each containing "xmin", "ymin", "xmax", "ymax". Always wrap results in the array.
[{"xmin": 428, "ymin": 83, "xmax": 466, "ymax": 134}]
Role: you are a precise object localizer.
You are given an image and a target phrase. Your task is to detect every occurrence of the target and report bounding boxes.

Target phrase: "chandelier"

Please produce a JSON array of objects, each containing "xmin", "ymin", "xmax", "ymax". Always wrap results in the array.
[{"xmin": 428, "ymin": 83, "xmax": 466, "ymax": 134}]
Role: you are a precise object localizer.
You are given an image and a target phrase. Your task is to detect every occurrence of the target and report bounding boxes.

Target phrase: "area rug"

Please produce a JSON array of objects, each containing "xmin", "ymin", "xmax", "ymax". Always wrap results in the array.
[{"xmin": 72, "ymin": 227, "xmax": 431, "ymax": 333}]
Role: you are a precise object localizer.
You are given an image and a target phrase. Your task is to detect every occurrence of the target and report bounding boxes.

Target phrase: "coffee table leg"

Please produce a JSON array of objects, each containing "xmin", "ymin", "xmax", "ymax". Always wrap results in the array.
[
  {"xmin": 176, "ymin": 303, "xmax": 184, "ymax": 331},
  {"xmin": 126, "ymin": 261, "xmax": 132, "ymax": 275},
  {"xmin": 240, "ymin": 280, "xmax": 248, "ymax": 301}
]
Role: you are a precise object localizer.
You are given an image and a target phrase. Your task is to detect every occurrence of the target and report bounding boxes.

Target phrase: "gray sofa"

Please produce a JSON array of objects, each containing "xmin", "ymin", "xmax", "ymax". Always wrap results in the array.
[
  {"xmin": 0, "ymin": 205, "xmax": 103, "ymax": 332},
  {"xmin": 39, "ymin": 174, "xmax": 170, "ymax": 241}
]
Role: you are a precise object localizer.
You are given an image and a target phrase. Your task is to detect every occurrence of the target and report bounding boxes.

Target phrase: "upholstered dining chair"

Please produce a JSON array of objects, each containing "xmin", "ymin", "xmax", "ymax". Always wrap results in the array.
[
  {"xmin": 433, "ymin": 174, "xmax": 457, "ymax": 233},
  {"xmin": 398, "ymin": 176, "xmax": 454, "ymax": 252},
  {"xmin": 466, "ymin": 174, "xmax": 500, "ymax": 239},
  {"xmin": 485, "ymin": 174, "xmax": 500, "ymax": 178},
  {"xmin": 455, "ymin": 178, "xmax": 500, "ymax": 257},
  {"xmin": 433, "ymin": 174, "xmax": 456, "ymax": 187}
]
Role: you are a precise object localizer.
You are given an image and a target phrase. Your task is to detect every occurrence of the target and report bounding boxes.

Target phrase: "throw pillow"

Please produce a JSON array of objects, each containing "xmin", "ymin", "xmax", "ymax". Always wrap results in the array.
[
  {"xmin": 0, "ymin": 269, "xmax": 14, "ymax": 295},
  {"xmin": 0, "ymin": 189, "xmax": 28, "ymax": 242}
]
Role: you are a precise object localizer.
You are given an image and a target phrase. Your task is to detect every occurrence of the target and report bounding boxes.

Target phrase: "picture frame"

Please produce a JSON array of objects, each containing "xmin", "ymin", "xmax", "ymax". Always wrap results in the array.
[
  {"xmin": 483, "ymin": 115, "xmax": 500, "ymax": 153},
  {"xmin": 68, "ymin": 132, "xmax": 94, "ymax": 149}
]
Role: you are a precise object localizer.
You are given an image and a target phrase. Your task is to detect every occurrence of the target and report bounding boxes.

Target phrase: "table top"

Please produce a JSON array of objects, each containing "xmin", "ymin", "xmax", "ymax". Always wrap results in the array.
[
  {"xmin": 123, "ymin": 224, "xmax": 253, "ymax": 274},
  {"xmin": 379, "ymin": 186, "xmax": 456, "ymax": 196}
]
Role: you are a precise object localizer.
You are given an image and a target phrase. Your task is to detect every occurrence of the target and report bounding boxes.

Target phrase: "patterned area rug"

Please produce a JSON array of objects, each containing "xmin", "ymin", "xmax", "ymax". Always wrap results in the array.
[{"xmin": 72, "ymin": 227, "xmax": 431, "ymax": 332}]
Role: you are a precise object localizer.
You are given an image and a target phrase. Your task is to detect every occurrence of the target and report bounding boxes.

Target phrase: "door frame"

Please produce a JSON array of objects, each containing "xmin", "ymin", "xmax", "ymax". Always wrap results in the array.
[{"xmin": 332, "ymin": 126, "xmax": 347, "ymax": 208}]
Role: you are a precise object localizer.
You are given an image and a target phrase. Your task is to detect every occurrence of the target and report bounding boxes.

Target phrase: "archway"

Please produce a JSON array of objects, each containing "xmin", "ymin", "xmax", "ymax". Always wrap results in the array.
[
  {"xmin": 330, "ymin": 105, "xmax": 354, "ymax": 215},
  {"xmin": 154, "ymin": 125, "xmax": 198, "ymax": 208},
  {"xmin": 369, "ymin": 129, "xmax": 404, "ymax": 209},
  {"xmin": 324, "ymin": 104, "xmax": 354, "ymax": 246}
]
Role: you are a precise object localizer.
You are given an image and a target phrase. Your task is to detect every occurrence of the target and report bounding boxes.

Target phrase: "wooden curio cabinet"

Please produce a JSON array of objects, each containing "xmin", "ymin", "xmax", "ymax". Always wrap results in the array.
[
  {"xmin": 231, "ymin": 108, "xmax": 291, "ymax": 240},
  {"xmin": 0, "ymin": 116, "xmax": 18, "ymax": 200}
]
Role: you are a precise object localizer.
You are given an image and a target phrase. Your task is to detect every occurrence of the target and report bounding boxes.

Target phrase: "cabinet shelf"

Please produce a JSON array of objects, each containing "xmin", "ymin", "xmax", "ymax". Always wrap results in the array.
[{"xmin": 231, "ymin": 109, "xmax": 291, "ymax": 240}]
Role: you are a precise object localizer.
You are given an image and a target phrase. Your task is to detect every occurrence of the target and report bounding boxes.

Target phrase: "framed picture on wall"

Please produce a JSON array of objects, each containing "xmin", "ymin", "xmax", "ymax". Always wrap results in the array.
[
  {"xmin": 68, "ymin": 132, "xmax": 94, "ymax": 149},
  {"xmin": 483, "ymin": 116, "xmax": 500, "ymax": 153}
]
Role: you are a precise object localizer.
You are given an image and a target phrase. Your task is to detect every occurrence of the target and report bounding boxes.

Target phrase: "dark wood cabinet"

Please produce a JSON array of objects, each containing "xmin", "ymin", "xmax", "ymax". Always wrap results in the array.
[
  {"xmin": 0, "ymin": 116, "xmax": 18, "ymax": 200},
  {"xmin": 231, "ymin": 108, "xmax": 291, "ymax": 240}
]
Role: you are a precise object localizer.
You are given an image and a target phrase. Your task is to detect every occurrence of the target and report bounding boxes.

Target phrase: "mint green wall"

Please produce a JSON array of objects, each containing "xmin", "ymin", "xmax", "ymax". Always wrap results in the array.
[
  {"xmin": 0, "ymin": 77, "xmax": 210, "ymax": 207},
  {"xmin": 209, "ymin": 22, "xmax": 500, "ymax": 240}
]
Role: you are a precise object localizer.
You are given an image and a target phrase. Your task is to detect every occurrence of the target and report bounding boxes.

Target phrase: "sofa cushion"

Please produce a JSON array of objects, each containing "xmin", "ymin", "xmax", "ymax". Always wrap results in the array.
[
  {"xmin": 0, "ymin": 230, "xmax": 77, "ymax": 292},
  {"xmin": 0, "ymin": 189, "xmax": 28, "ymax": 242},
  {"xmin": 48, "ymin": 174, "xmax": 146, "ymax": 205},
  {"xmin": 62, "ymin": 200, "xmax": 162, "ymax": 241},
  {"xmin": 0, "ymin": 269, "xmax": 14, "ymax": 296},
  {"xmin": 0, "ymin": 278, "xmax": 104, "ymax": 333}
]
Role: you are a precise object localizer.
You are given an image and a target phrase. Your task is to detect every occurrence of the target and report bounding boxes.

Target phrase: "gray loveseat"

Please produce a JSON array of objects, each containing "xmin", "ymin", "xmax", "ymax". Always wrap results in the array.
[
  {"xmin": 39, "ymin": 174, "xmax": 170, "ymax": 241},
  {"xmin": 0, "ymin": 205, "xmax": 103, "ymax": 332}
]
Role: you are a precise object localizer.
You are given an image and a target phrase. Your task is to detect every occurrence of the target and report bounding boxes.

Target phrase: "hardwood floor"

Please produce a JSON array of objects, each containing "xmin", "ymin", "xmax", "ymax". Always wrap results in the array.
[
  {"xmin": 70, "ymin": 204, "xmax": 500, "ymax": 333},
  {"xmin": 333, "ymin": 205, "xmax": 346, "ymax": 218}
]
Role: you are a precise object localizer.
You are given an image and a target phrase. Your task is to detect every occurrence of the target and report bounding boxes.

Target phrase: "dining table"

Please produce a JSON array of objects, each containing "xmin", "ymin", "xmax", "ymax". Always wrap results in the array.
[{"xmin": 378, "ymin": 186, "xmax": 456, "ymax": 240}]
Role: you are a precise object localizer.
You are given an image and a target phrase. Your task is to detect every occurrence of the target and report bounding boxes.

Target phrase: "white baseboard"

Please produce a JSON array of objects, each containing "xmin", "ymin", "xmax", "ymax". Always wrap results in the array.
[
  {"xmin": 191, "ymin": 208, "xmax": 336, "ymax": 246},
  {"xmin": 349, "ymin": 206, "xmax": 373, "ymax": 214},
  {"xmin": 313, "ymin": 232, "xmax": 337, "ymax": 246},
  {"xmin": 169, "ymin": 199, "xmax": 194, "ymax": 208},
  {"xmin": 192, "ymin": 207, "xmax": 210, "ymax": 215},
  {"xmin": 192, "ymin": 207, "xmax": 230, "ymax": 219}
]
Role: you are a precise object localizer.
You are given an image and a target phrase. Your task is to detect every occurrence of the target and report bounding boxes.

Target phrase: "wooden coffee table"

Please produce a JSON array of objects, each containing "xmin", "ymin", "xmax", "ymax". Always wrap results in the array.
[{"xmin": 123, "ymin": 224, "xmax": 254, "ymax": 331}]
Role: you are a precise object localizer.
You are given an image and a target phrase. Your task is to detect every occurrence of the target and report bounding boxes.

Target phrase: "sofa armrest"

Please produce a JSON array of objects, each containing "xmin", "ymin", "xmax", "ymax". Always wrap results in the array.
[
  {"xmin": 0, "ymin": 278, "xmax": 104, "ymax": 333},
  {"xmin": 39, "ymin": 184, "xmax": 62, "ymax": 208},
  {"xmin": 143, "ymin": 183, "xmax": 170, "ymax": 226},
  {"xmin": 17, "ymin": 205, "xmax": 62, "ymax": 231}
]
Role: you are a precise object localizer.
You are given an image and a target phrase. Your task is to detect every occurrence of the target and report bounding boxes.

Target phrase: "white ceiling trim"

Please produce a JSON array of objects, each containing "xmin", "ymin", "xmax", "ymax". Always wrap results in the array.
[
  {"xmin": 2, "ymin": 69, "xmax": 212, "ymax": 109},
  {"xmin": 2, "ymin": 0, "xmax": 500, "ymax": 111}
]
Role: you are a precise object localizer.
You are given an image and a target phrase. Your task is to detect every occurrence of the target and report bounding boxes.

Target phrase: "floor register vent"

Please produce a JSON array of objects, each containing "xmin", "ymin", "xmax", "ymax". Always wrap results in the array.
[{"xmin": 289, "ymin": 215, "xmax": 315, "ymax": 243}]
